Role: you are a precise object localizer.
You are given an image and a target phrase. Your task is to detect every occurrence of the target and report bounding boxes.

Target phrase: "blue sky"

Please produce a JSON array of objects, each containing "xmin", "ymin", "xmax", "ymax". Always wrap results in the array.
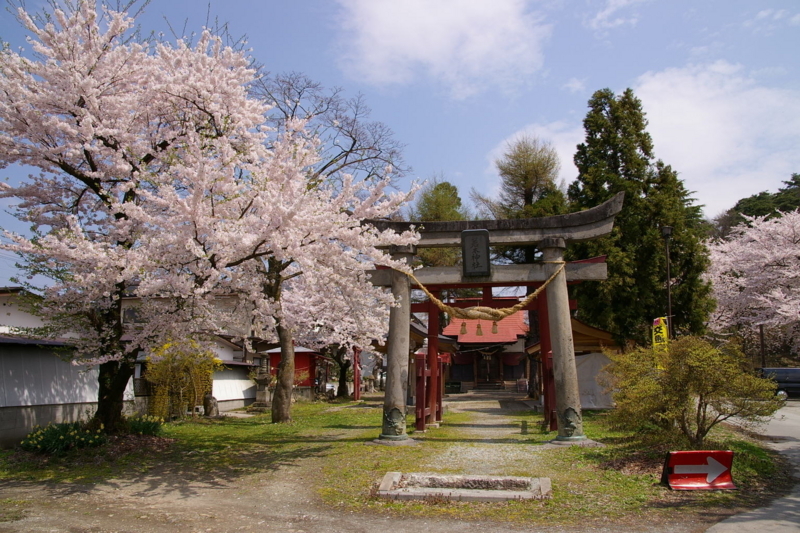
[{"xmin": 1, "ymin": 0, "xmax": 799, "ymax": 284}]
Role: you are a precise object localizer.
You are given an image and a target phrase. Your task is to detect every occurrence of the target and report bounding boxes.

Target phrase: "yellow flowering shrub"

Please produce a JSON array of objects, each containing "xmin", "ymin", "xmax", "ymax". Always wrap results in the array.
[
  {"xmin": 20, "ymin": 421, "xmax": 108, "ymax": 455},
  {"xmin": 145, "ymin": 341, "xmax": 222, "ymax": 419}
]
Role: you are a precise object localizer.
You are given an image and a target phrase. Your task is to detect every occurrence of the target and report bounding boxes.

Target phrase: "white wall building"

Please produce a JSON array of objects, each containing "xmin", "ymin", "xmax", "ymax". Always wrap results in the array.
[{"xmin": 0, "ymin": 287, "xmax": 256, "ymax": 448}]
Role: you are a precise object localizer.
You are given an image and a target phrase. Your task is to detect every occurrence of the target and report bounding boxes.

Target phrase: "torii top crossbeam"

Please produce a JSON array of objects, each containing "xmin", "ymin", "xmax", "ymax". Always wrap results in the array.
[{"xmin": 367, "ymin": 192, "xmax": 624, "ymax": 249}]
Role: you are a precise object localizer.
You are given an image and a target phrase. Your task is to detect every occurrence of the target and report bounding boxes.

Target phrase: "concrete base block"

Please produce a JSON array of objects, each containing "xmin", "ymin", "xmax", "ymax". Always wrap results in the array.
[
  {"xmin": 546, "ymin": 438, "xmax": 605, "ymax": 448},
  {"xmin": 369, "ymin": 437, "xmax": 419, "ymax": 446},
  {"xmin": 377, "ymin": 472, "xmax": 552, "ymax": 502}
]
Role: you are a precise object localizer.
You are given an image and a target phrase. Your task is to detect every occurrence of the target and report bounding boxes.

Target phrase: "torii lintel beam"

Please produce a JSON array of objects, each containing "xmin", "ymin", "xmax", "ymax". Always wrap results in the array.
[
  {"xmin": 366, "ymin": 192, "xmax": 624, "ymax": 249},
  {"xmin": 367, "ymin": 261, "xmax": 606, "ymax": 287}
]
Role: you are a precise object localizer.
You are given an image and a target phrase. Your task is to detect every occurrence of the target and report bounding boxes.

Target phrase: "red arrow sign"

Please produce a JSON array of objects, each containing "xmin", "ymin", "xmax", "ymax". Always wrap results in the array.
[{"xmin": 662, "ymin": 451, "xmax": 735, "ymax": 490}]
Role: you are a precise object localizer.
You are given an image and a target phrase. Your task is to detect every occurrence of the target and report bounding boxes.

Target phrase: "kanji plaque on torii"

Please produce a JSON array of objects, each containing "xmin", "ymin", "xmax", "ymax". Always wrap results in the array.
[{"xmin": 461, "ymin": 229, "xmax": 490, "ymax": 277}]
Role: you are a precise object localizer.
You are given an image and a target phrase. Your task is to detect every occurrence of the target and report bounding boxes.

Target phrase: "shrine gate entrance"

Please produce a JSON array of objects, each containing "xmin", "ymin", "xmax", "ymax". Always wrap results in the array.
[{"xmin": 367, "ymin": 192, "xmax": 624, "ymax": 443}]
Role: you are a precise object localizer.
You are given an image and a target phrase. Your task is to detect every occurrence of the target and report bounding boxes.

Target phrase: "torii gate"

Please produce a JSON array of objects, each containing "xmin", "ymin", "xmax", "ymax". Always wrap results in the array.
[{"xmin": 367, "ymin": 192, "xmax": 624, "ymax": 443}]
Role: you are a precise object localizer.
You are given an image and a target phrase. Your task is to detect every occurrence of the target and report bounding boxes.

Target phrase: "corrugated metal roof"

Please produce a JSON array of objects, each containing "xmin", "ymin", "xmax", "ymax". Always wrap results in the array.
[{"xmin": 0, "ymin": 335, "xmax": 70, "ymax": 347}]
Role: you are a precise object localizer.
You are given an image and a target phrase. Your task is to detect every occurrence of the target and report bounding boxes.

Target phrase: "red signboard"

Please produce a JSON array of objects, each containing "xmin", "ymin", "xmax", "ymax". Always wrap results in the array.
[{"xmin": 662, "ymin": 451, "xmax": 735, "ymax": 490}]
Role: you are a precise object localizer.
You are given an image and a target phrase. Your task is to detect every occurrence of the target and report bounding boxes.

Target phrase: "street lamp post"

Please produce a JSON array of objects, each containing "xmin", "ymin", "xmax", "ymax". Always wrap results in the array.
[{"xmin": 661, "ymin": 226, "xmax": 673, "ymax": 338}]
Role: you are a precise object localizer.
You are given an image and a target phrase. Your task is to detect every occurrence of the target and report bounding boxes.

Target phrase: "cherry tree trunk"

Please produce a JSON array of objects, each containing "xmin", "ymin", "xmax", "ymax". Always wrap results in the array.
[
  {"xmin": 94, "ymin": 360, "xmax": 135, "ymax": 433},
  {"xmin": 337, "ymin": 359, "xmax": 352, "ymax": 398},
  {"xmin": 271, "ymin": 323, "xmax": 295, "ymax": 423}
]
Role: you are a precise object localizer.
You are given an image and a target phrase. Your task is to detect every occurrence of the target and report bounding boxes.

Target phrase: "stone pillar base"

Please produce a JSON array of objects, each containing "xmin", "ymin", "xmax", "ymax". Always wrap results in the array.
[
  {"xmin": 548, "ymin": 438, "xmax": 604, "ymax": 447},
  {"xmin": 378, "ymin": 433, "xmax": 410, "ymax": 441}
]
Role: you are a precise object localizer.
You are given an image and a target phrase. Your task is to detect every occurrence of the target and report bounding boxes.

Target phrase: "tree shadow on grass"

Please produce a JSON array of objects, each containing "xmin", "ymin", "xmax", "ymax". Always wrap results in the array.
[
  {"xmin": 0, "ymin": 440, "xmax": 334, "ymax": 501},
  {"xmin": 441, "ymin": 422, "xmax": 521, "ymax": 429},
  {"xmin": 115, "ymin": 443, "xmax": 333, "ymax": 499}
]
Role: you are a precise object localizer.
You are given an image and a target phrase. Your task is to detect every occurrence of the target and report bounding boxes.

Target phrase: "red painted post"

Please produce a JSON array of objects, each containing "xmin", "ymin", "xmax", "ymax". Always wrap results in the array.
[
  {"xmin": 436, "ymin": 356, "xmax": 445, "ymax": 423},
  {"xmin": 427, "ymin": 296, "xmax": 440, "ymax": 426},
  {"xmin": 544, "ymin": 351, "xmax": 556, "ymax": 431},
  {"xmin": 537, "ymin": 292, "xmax": 557, "ymax": 431},
  {"xmin": 415, "ymin": 351, "xmax": 427, "ymax": 431}
]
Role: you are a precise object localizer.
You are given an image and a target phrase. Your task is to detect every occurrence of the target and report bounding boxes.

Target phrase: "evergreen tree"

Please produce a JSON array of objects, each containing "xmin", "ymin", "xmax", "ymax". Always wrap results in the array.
[
  {"xmin": 567, "ymin": 89, "xmax": 713, "ymax": 344},
  {"xmin": 408, "ymin": 178, "xmax": 470, "ymax": 267},
  {"xmin": 712, "ymin": 173, "xmax": 800, "ymax": 238},
  {"xmin": 409, "ymin": 179, "xmax": 469, "ymax": 222}
]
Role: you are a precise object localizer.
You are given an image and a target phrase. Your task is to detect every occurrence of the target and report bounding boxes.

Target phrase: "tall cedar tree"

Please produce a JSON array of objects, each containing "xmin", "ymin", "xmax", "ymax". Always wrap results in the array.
[{"xmin": 567, "ymin": 89, "xmax": 713, "ymax": 345}]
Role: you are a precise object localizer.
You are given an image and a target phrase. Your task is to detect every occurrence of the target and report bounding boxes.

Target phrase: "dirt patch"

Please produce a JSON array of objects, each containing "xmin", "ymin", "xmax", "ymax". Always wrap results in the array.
[{"xmin": 600, "ymin": 451, "xmax": 665, "ymax": 476}]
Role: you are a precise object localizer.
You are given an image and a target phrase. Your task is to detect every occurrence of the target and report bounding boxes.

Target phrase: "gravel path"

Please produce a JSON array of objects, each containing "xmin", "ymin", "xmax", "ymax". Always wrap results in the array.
[{"xmin": 421, "ymin": 392, "xmax": 545, "ymax": 475}]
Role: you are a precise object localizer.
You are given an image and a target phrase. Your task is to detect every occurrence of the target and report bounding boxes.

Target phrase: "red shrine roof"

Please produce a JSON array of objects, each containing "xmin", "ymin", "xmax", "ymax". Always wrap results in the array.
[{"xmin": 442, "ymin": 311, "xmax": 528, "ymax": 343}]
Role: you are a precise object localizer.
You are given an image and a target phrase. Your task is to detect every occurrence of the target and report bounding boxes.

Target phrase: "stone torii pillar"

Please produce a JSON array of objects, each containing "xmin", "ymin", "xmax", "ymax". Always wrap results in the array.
[
  {"xmin": 541, "ymin": 237, "xmax": 585, "ymax": 442},
  {"xmin": 379, "ymin": 245, "xmax": 415, "ymax": 441}
]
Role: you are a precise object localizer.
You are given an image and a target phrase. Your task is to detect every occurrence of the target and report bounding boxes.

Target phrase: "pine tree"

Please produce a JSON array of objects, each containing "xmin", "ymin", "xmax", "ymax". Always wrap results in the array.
[{"xmin": 567, "ymin": 89, "xmax": 713, "ymax": 344}]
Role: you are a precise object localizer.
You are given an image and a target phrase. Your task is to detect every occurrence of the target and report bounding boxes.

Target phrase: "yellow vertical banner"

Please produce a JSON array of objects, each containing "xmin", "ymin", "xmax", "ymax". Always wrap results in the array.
[{"xmin": 652, "ymin": 317, "xmax": 669, "ymax": 348}]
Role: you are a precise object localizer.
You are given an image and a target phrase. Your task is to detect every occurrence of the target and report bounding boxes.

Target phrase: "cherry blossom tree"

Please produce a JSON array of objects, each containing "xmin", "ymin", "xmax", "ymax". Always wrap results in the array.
[
  {"xmin": 140, "ymin": 122, "xmax": 417, "ymax": 422},
  {"xmin": 707, "ymin": 211, "xmax": 800, "ymax": 356},
  {"xmin": 0, "ymin": 1, "xmax": 418, "ymax": 429},
  {"xmin": 0, "ymin": 1, "xmax": 270, "ymax": 430}
]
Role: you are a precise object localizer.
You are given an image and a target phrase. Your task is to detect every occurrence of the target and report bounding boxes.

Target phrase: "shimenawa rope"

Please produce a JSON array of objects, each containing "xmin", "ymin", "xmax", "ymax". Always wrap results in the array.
[{"xmin": 399, "ymin": 261, "xmax": 566, "ymax": 322}]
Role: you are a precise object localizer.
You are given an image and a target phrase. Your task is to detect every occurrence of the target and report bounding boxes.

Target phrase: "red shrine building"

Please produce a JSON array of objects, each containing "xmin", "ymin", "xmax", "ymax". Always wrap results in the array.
[
  {"xmin": 441, "ymin": 306, "xmax": 530, "ymax": 392},
  {"xmin": 436, "ymin": 303, "xmax": 622, "ymax": 410}
]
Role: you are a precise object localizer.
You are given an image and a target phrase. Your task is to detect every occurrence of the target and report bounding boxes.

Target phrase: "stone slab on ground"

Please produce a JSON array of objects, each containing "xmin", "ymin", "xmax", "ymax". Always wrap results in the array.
[{"xmin": 377, "ymin": 472, "xmax": 552, "ymax": 502}]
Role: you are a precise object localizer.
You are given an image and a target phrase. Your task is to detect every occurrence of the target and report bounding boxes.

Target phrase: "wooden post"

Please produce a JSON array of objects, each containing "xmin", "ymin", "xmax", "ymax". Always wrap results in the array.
[
  {"xmin": 426, "ymin": 295, "xmax": 440, "ymax": 427},
  {"xmin": 415, "ymin": 351, "xmax": 427, "ymax": 431},
  {"xmin": 537, "ymin": 292, "xmax": 557, "ymax": 431},
  {"xmin": 437, "ymin": 355, "xmax": 444, "ymax": 423}
]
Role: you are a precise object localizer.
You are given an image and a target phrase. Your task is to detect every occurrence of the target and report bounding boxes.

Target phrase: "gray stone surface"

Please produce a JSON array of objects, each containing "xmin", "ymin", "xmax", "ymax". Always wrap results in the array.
[
  {"xmin": 381, "ymin": 247, "xmax": 414, "ymax": 440},
  {"xmin": 377, "ymin": 472, "xmax": 552, "ymax": 502},
  {"xmin": 541, "ymin": 238, "xmax": 585, "ymax": 441}
]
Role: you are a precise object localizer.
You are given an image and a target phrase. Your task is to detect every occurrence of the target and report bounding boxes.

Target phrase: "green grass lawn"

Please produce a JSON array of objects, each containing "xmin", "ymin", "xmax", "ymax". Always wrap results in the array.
[{"xmin": 0, "ymin": 398, "xmax": 793, "ymax": 527}]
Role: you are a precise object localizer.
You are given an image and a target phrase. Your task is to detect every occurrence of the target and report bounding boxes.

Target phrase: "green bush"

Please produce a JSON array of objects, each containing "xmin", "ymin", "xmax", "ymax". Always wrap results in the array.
[
  {"xmin": 20, "ymin": 421, "xmax": 107, "ymax": 456},
  {"xmin": 127, "ymin": 415, "xmax": 164, "ymax": 436},
  {"xmin": 603, "ymin": 336, "xmax": 783, "ymax": 447}
]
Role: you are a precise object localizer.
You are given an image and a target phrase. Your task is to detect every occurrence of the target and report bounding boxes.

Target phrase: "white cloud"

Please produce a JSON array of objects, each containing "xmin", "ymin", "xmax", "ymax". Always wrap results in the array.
[
  {"xmin": 482, "ymin": 62, "xmax": 800, "ymax": 219},
  {"xmin": 334, "ymin": 0, "xmax": 552, "ymax": 99},
  {"xmin": 634, "ymin": 61, "xmax": 800, "ymax": 217},
  {"xmin": 585, "ymin": 0, "xmax": 647, "ymax": 32},
  {"xmin": 755, "ymin": 9, "xmax": 788, "ymax": 21},
  {"xmin": 743, "ymin": 9, "xmax": 799, "ymax": 32},
  {"xmin": 563, "ymin": 77, "xmax": 587, "ymax": 94}
]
